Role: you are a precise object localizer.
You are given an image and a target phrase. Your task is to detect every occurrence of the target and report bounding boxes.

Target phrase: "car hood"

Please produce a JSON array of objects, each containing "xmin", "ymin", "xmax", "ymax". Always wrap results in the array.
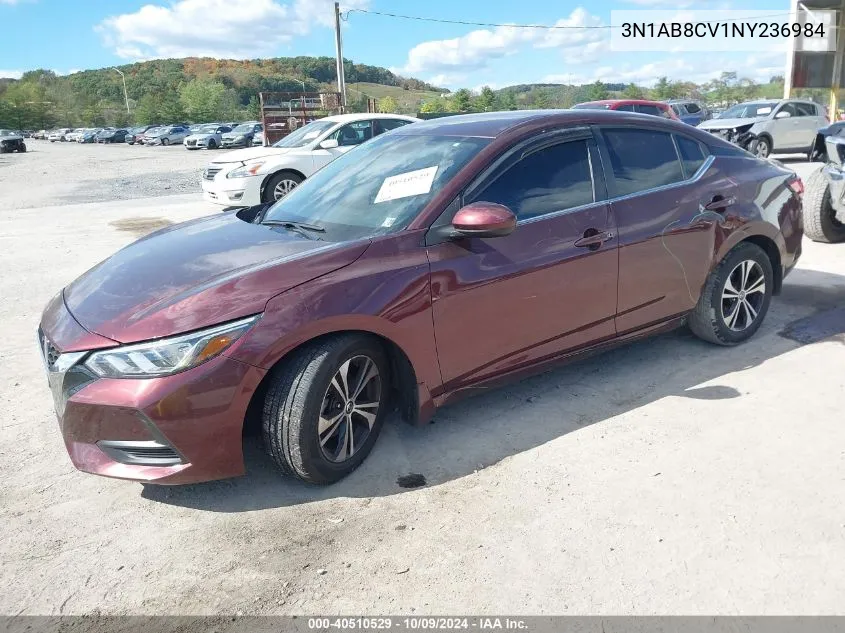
[
  {"xmin": 63, "ymin": 212, "xmax": 369, "ymax": 344},
  {"xmin": 0, "ymin": 134, "xmax": 22, "ymax": 140},
  {"xmin": 186, "ymin": 133, "xmax": 213, "ymax": 140},
  {"xmin": 211, "ymin": 146, "xmax": 293, "ymax": 164},
  {"xmin": 699, "ymin": 116, "xmax": 766, "ymax": 129}
]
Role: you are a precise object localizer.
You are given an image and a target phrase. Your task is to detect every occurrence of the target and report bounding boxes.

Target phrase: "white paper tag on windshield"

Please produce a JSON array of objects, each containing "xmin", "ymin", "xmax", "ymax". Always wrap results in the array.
[
  {"xmin": 757, "ymin": 107, "xmax": 772, "ymax": 115},
  {"xmin": 374, "ymin": 166, "xmax": 438, "ymax": 204},
  {"xmin": 303, "ymin": 131, "xmax": 320, "ymax": 139}
]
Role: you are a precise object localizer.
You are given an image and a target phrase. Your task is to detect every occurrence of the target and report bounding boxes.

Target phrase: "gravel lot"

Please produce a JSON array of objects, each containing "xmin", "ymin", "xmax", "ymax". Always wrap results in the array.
[
  {"xmin": 1, "ymin": 147, "xmax": 845, "ymax": 617},
  {"xmin": 0, "ymin": 138, "xmax": 213, "ymax": 210}
]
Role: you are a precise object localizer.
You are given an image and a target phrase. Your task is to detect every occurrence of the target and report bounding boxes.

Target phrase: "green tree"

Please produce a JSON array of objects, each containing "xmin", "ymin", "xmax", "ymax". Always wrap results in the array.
[
  {"xmin": 452, "ymin": 88, "xmax": 473, "ymax": 112},
  {"xmin": 419, "ymin": 97, "xmax": 454, "ymax": 114},
  {"xmin": 587, "ymin": 80, "xmax": 608, "ymax": 101},
  {"xmin": 160, "ymin": 92, "xmax": 186, "ymax": 122},
  {"xmin": 622, "ymin": 83, "xmax": 645, "ymax": 99},
  {"xmin": 498, "ymin": 91, "xmax": 518, "ymax": 110},
  {"xmin": 476, "ymin": 85, "xmax": 496, "ymax": 111},
  {"xmin": 179, "ymin": 78, "xmax": 230, "ymax": 122},
  {"xmin": 378, "ymin": 95, "xmax": 399, "ymax": 113},
  {"xmin": 247, "ymin": 95, "xmax": 260, "ymax": 119},
  {"xmin": 134, "ymin": 94, "xmax": 162, "ymax": 125}
]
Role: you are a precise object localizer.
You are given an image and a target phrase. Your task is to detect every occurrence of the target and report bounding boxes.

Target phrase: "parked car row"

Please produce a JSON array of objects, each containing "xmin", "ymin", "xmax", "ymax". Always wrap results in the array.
[
  {"xmin": 29, "ymin": 122, "xmax": 264, "ymax": 148},
  {"xmin": 40, "ymin": 107, "xmax": 806, "ymax": 487}
]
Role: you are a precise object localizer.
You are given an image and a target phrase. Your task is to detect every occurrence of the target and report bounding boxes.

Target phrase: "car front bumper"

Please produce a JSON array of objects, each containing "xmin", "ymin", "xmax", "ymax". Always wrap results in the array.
[
  {"xmin": 201, "ymin": 168, "xmax": 263, "ymax": 207},
  {"xmin": 38, "ymin": 294, "xmax": 266, "ymax": 484}
]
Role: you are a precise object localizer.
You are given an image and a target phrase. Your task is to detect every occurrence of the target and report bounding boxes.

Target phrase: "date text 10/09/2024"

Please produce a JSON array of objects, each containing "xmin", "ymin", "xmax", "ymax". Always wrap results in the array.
[
  {"xmin": 307, "ymin": 618, "xmax": 529, "ymax": 630},
  {"xmin": 621, "ymin": 21, "xmax": 826, "ymax": 39}
]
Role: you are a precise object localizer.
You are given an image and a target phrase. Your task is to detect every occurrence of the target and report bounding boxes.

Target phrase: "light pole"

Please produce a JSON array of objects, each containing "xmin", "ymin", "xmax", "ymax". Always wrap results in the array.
[{"xmin": 111, "ymin": 67, "xmax": 130, "ymax": 116}]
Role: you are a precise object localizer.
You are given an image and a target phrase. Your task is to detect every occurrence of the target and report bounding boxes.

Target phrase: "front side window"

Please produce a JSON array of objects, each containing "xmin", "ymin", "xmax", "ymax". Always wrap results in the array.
[
  {"xmin": 635, "ymin": 104, "xmax": 663, "ymax": 117},
  {"xmin": 616, "ymin": 104, "xmax": 635, "ymax": 112},
  {"xmin": 794, "ymin": 102, "xmax": 816, "ymax": 117},
  {"xmin": 685, "ymin": 102, "xmax": 702, "ymax": 114},
  {"xmin": 468, "ymin": 140, "xmax": 595, "ymax": 221},
  {"xmin": 601, "ymin": 128, "xmax": 684, "ymax": 197},
  {"xmin": 376, "ymin": 119, "xmax": 412, "ymax": 135},
  {"xmin": 331, "ymin": 121, "xmax": 374, "ymax": 146}
]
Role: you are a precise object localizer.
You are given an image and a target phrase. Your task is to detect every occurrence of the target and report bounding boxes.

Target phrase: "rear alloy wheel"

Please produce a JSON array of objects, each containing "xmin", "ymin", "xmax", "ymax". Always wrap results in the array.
[
  {"xmin": 689, "ymin": 242, "xmax": 773, "ymax": 346},
  {"xmin": 262, "ymin": 334, "xmax": 389, "ymax": 484},
  {"xmin": 803, "ymin": 167, "xmax": 845, "ymax": 243},
  {"xmin": 263, "ymin": 171, "xmax": 303, "ymax": 203},
  {"xmin": 751, "ymin": 136, "xmax": 771, "ymax": 159}
]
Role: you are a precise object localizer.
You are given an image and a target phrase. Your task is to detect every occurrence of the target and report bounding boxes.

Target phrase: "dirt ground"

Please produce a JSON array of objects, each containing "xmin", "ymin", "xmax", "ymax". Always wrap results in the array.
[
  {"xmin": 0, "ymin": 138, "xmax": 212, "ymax": 210},
  {"xmin": 1, "ymin": 149, "xmax": 845, "ymax": 616}
]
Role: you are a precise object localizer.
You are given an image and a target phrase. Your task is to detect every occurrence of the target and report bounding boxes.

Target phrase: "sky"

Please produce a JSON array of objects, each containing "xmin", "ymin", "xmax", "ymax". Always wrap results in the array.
[{"xmin": 0, "ymin": 0, "xmax": 794, "ymax": 90}]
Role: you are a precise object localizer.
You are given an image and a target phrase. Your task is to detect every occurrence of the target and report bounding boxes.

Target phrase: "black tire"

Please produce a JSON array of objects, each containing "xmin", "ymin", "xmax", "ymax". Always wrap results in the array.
[
  {"xmin": 207, "ymin": 139, "xmax": 217, "ymax": 150},
  {"xmin": 19, "ymin": 144, "xmax": 26, "ymax": 153},
  {"xmin": 0, "ymin": 147, "xmax": 7, "ymax": 154},
  {"xmin": 262, "ymin": 171, "xmax": 303, "ymax": 203},
  {"xmin": 161, "ymin": 137, "xmax": 170, "ymax": 146},
  {"xmin": 689, "ymin": 242, "xmax": 774, "ymax": 346},
  {"xmin": 803, "ymin": 167, "xmax": 845, "ymax": 243},
  {"xmin": 750, "ymin": 136, "xmax": 772, "ymax": 159},
  {"xmin": 262, "ymin": 334, "xmax": 389, "ymax": 484}
]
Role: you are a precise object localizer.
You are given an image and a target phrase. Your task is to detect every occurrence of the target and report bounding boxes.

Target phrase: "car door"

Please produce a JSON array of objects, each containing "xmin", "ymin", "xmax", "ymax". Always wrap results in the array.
[
  {"xmin": 792, "ymin": 102, "xmax": 826, "ymax": 149},
  {"xmin": 597, "ymin": 126, "xmax": 721, "ymax": 334},
  {"xmin": 426, "ymin": 129, "xmax": 619, "ymax": 391},
  {"xmin": 771, "ymin": 102, "xmax": 802, "ymax": 148},
  {"xmin": 312, "ymin": 120, "xmax": 374, "ymax": 171}
]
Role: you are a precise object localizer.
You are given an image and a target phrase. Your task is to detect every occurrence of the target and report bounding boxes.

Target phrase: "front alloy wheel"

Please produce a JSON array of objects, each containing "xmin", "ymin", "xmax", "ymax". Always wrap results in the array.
[
  {"xmin": 262, "ymin": 334, "xmax": 389, "ymax": 484},
  {"xmin": 318, "ymin": 355, "xmax": 381, "ymax": 463}
]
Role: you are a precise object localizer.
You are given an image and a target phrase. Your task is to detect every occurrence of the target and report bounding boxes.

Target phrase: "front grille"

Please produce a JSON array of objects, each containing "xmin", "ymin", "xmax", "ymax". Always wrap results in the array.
[
  {"xmin": 203, "ymin": 166, "xmax": 223, "ymax": 180},
  {"xmin": 97, "ymin": 440, "xmax": 183, "ymax": 466},
  {"xmin": 39, "ymin": 329, "xmax": 60, "ymax": 370},
  {"xmin": 186, "ymin": 139, "xmax": 197, "ymax": 147}
]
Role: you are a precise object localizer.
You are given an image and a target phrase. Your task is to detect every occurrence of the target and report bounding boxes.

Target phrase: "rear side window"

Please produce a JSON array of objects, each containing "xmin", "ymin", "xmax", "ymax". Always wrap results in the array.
[
  {"xmin": 601, "ymin": 128, "xmax": 684, "ymax": 197},
  {"xmin": 685, "ymin": 102, "xmax": 701, "ymax": 114},
  {"xmin": 470, "ymin": 140, "xmax": 594, "ymax": 221},
  {"xmin": 675, "ymin": 135, "xmax": 707, "ymax": 178},
  {"xmin": 635, "ymin": 104, "xmax": 663, "ymax": 116}
]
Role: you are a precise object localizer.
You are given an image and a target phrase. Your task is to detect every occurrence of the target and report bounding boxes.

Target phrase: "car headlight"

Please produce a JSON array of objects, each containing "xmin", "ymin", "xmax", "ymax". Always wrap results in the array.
[
  {"xmin": 83, "ymin": 315, "xmax": 259, "ymax": 378},
  {"xmin": 227, "ymin": 161, "xmax": 266, "ymax": 178}
]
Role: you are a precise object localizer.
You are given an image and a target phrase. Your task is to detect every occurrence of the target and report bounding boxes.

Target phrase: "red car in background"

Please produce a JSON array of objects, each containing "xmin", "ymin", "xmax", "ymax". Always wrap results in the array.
[{"xmin": 572, "ymin": 99, "xmax": 680, "ymax": 120}]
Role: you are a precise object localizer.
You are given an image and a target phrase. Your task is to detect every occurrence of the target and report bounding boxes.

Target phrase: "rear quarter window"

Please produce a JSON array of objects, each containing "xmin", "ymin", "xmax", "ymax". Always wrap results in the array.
[{"xmin": 601, "ymin": 128, "xmax": 684, "ymax": 197}]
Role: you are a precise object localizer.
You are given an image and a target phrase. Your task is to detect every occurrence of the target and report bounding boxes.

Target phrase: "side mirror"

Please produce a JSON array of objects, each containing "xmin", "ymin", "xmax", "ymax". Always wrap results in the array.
[
  {"xmin": 775, "ymin": 111, "xmax": 791, "ymax": 119},
  {"xmin": 451, "ymin": 202, "xmax": 517, "ymax": 238},
  {"xmin": 319, "ymin": 138, "xmax": 339, "ymax": 149}
]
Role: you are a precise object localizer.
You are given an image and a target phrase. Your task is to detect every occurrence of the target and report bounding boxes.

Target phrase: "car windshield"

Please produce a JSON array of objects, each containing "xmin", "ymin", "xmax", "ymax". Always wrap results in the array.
[
  {"xmin": 572, "ymin": 103, "xmax": 611, "ymax": 109},
  {"xmin": 232, "ymin": 123, "xmax": 255, "ymax": 134},
  {"xmin": 272, "ymin": 120, "xmax": 337, "ymax": 148},
  {"xmin": 719, "ymin": 102, "xmax": 774, "ymax": 118},
  {"xmin": 199, "ymin": 124, "xmax": 218, "ymax": 133},
  {"xmin": 263, "ymin": 134, "xmax": 490, "ymax": 242}
]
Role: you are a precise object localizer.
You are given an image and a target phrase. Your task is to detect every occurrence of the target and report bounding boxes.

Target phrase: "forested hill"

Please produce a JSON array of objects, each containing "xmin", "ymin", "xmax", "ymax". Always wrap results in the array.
[{"xmin": 0, "ymin": 56, "xmax": 444, "ymax": 128}]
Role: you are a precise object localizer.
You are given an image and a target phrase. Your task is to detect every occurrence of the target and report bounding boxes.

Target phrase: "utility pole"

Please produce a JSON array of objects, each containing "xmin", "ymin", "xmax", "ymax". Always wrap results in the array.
[
  {"xmin": 111, "ymin": 67, "xmax": 130, "ymax": 117},
  {"xmin": 333, "ymin": 2, "xmax": 347, "ymax": 110}
]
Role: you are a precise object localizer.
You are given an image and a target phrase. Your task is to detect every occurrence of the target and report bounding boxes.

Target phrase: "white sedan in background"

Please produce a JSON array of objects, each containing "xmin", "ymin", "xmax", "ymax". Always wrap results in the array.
[{"xmin": 201, "ymin": 113, "xmax": 419, "ymax": 207}]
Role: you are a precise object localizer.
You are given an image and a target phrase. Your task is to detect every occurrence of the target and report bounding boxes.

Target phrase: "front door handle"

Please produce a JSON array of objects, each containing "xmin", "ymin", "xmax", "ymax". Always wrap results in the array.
[
  {"xmin": 702, "ymin": 195, "xmax": 736, "ymax": 211},
  {"xmin": 574, "ymin": 229, "xmax": 614, "ymax": 249}
]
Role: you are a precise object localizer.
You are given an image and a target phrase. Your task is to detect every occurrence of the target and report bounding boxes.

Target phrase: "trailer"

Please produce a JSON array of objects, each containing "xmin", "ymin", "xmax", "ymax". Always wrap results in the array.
[{"xmin": 258, "ymin": 91, "xmax": 343, "ymax": 145}]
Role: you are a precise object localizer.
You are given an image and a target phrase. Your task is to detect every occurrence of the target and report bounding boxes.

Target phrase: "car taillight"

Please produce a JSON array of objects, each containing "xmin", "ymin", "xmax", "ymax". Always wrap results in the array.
[{"xmin": 787, "ymin": 176, "xmax": 804, "ymax": 196}]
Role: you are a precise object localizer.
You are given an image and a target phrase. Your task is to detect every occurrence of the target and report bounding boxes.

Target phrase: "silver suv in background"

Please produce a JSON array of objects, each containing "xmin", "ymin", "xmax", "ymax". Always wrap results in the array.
[{"xmin": 698, "ymin": 99, "xmax": 827, "ymax": 158}]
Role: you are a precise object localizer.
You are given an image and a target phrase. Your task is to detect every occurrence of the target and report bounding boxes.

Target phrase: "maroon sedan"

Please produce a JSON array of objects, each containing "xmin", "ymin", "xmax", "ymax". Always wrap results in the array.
[{"xmin": 39, "ymin": 110, "xmax": 803, "ymax": 485}]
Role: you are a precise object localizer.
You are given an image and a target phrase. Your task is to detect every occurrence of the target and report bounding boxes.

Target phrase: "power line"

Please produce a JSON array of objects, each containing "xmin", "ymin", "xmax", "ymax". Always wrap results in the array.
[{"xmin": 342, "ymin": 8, "xmax": 836, "ymax": 30}]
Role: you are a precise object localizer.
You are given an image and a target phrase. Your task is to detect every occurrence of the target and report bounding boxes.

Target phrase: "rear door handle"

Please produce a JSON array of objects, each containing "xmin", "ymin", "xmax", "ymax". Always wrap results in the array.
[
  {"xmin": 574, "ymin": 229, "xmax": 614, "ymax": 249},
  {"xmin": 702, "ymin": 195, "xmax": 736, "ymax": 211}
]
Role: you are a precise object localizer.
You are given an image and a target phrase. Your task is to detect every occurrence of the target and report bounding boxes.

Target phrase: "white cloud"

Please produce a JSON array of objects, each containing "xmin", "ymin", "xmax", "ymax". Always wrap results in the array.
[
  {"xmin": 427, "ymin": 73, "xmax": 466, "ymax": 87},
  {"xmin": 542, "ymin": 51, "xmax": 787, "ymax": 87},
  {"xmin": 622, "ymin": 0, "xmax": 698, "ymax": 7},
  {"xmin": 97, "ymin": 0, "xmax": 368, "ymax": 61},
  {"xmin": 0, "ymin": 70, "xmax": 23, "ymax": 79},
  {"xmin": 397, "ymin": 7, "xmax": 605, "ymax": 76}
]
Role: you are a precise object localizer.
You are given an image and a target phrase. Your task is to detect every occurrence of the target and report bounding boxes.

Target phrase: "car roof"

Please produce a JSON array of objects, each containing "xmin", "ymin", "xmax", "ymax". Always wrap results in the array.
[
  {"xmin": 579, "ymin": 99, "xmax": 668, "ymax": 106},
  {"xmin": 394, "ymin": 109, "xmax": 692, "ymax": 139},
  {"xmin": 320, "ymin": 112, "xmax": 420, "ymax": 124}
]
